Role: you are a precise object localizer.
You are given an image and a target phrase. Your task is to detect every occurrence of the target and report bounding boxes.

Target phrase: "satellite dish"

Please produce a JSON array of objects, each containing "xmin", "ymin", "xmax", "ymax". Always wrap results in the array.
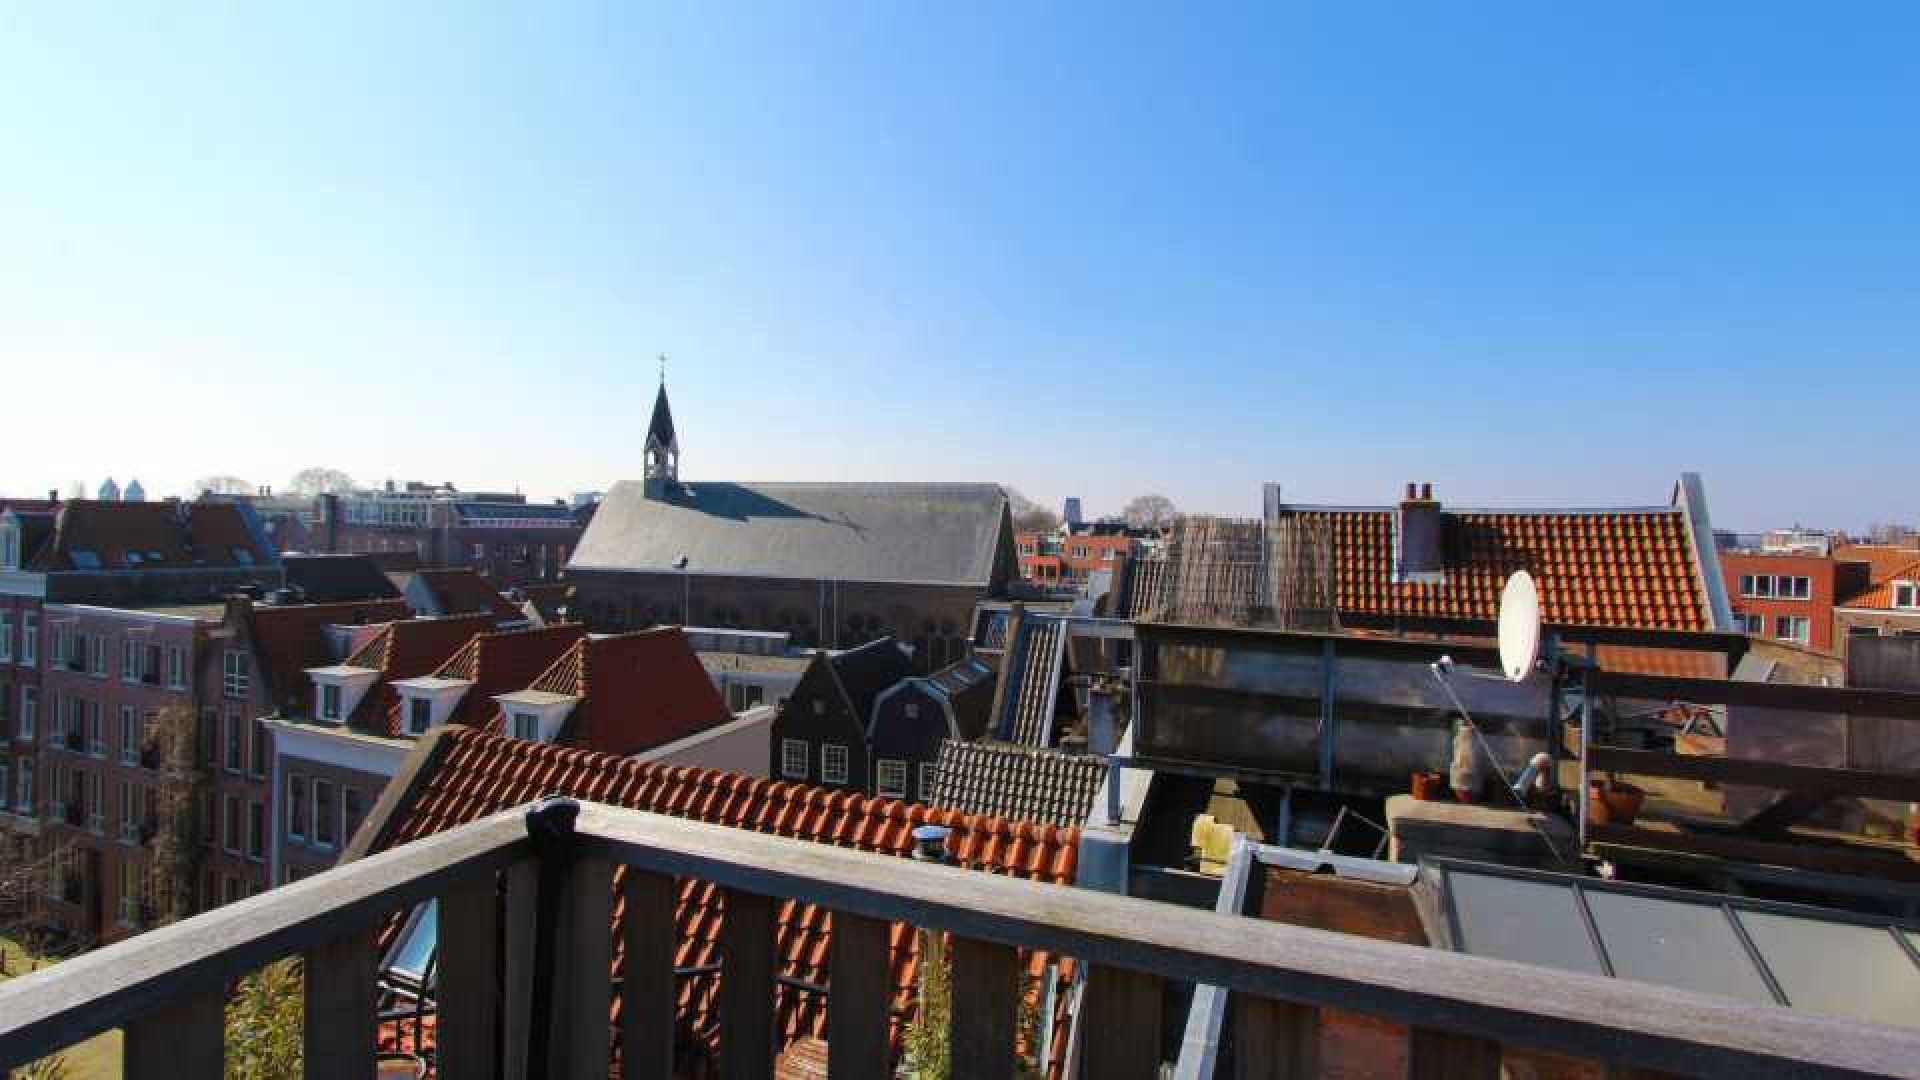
[{"xmin": 1497, "ymin": 570, "xmax": 1541, "ymax": 682}]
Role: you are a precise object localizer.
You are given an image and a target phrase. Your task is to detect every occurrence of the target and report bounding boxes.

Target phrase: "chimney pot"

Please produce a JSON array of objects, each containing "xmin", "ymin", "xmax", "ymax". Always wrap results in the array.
[
  {"xmin": 1405, "ymin": 482, "xmax": 1417, "ymax": 500},
  {"xmin": 1421, "ymin": 482, "xmax": 1433, "ymax": 500}
]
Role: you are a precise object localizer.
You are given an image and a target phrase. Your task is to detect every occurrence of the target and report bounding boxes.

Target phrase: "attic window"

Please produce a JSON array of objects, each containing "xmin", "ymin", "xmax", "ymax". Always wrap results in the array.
[
  {"xmin": 511, "ymin": 711, "xmax": 539, "ymax": 742},
  {"xmin": 904, "ymin": 703, "xmax": 920, "ymax": 720},
  {"xmin": 1896, "ymin": 581, "xmax": 1919, "ymax": 610},
  {"xmin": 406, "ymin": 697, "xmax": 432, "ymax": 736}
]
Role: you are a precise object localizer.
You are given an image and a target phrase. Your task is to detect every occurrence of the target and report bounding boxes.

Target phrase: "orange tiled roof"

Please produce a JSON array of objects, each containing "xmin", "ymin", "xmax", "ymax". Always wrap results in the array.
[
  {"xmin": 30, "ymin": 499, "xmax": 273, "ymax": 571},
  {"xmin": 247, "ymin": 599, "xmax": 411, "ymax": 714},
  {"xmin": 1287, "ymin": 508, "xmax": 1711, "ymax": 630},
  {"xmin": 512, "ymin": 628, "xmax": 731, "ymax": 756},
  {"xmin": 384, "ymin": 623, "xmax": 588, "ymax": 731},
  {"xmin": 1834, "ymin": 545, "xmax": 1920, "ymax": 609},
  {"xmin": 342, "ymin": 614, "xmax": 494, "ymax": 732},
  {"xmin": 371, "ymin": 727, "xmax": 1078, "ymax": 1074}
]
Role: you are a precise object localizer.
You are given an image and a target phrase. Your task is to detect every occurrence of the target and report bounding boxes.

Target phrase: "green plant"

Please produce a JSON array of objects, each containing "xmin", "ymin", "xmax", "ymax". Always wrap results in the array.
[
  {"xmin": 225, "ymin": 958, "xmax": 304, "ymax": 1079},
  {"xmin": 900, "ymin": 932, "xmax": 1045, "ymax": 1080}
]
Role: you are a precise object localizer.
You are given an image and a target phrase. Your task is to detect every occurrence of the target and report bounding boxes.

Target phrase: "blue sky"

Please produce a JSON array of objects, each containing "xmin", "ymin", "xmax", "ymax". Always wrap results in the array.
[{"xmin": 2, "ymin": 4, "xmax": 1913, "ymax": 531}]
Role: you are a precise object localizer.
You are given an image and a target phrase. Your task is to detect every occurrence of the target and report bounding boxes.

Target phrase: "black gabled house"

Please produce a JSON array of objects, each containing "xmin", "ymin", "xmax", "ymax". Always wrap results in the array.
[
  {"xmin": 868, "ymin": 657, "xmax": 995, "ymax": 802},
  {"xmin": 770, "ymin": 637, "xmax": 914, "ymax": 792}
]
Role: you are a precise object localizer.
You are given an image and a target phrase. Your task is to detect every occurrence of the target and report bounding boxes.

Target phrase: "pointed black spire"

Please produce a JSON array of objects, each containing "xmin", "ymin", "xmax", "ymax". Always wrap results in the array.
[{"xmin": 644, "ymin": 356, "xmax": 680, "ymax": 496}]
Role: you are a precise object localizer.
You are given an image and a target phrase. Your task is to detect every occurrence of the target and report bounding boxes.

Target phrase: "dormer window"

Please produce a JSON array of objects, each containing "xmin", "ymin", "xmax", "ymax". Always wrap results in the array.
[
  {"xmin": 511, "ymin": 712, "xmax": 538, "ymax": 741},
  {"xmin": 319, "ymin": 683, "xmax": 342, "ymax": 721},
  {"xmin": 69, "ymin": 549, "xmax": 100, "ymax": 570},
  {"xmin": 1895, "ymin": 581, "xmax": 1919, "ymax": 610},
  {"xmin": 0, "ymin": 521, "xmax": 18, "ymax": 569}
]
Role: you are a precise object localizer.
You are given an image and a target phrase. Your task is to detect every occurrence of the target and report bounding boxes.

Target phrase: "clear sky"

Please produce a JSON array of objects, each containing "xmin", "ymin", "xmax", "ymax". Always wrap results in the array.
[{"xmin": 2, "ymin": 4, "xmax": 1914, "ymax": 531}]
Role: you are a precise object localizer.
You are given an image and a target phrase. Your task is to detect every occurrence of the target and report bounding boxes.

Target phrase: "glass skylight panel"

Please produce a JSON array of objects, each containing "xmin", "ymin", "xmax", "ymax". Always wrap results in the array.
[
  {"xmin": 1447, "ymin": 871, "xmax": 1603, "ymax": 976},
  {"xmin": 1737, "ymin": 912, "xmax": 1920, "ymax": 1028},
  {"xmin": 1583, "ymin": 891, "xmax": 1773, "ymax": 1004}
]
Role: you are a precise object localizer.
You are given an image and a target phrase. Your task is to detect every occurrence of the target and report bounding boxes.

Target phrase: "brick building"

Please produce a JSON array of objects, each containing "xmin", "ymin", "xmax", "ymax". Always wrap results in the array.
[
  {"xmin": 1718, "ymin": 550, "xmax": 1870, "ymax": 654},
  {"xmin": 311, "ymin": 486, "xmax": 583, "ymax": 588},
  {"xmin": 1015, "ymin": 526, "xmax": 1137, "ymax": 586},
  {"xmin": 1832, "ymin": 543, "xmax": 1920, "ymax": 654},
  {"xmin": 568, "ymin": 380, "xmax": 1014, "ymax": 672}
]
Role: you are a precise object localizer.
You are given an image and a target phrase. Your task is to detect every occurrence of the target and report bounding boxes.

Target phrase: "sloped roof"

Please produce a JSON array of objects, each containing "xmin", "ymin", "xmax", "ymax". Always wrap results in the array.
[
  {"xmin": 30, "ymin": 499, "xmax": 274, "ymax": 572},
  {"xmin": 1004, "ymin": 619, "xmax": 1068, "ymax": 747},
  {"xmin": 247, "ymin": 599, "xmax": 410, "ymax": 714},
  {"xmin": 647, "ymin": 381, "xmax": 677, "ymax": 448},
  {"xmin": 1275, "ymin": 506, "xmax": 1711, "ymax": 630},
  {"xmin": 388, "ymin": 623, "xmax": 587, "ymax": 730},
  {"xmin": 1834, "ymin": 545, "xmax": 1920, "ymax": 609},
  {"xmin": 570, "ymin": 481, "xmax": 1009, "ymax": 586},
  {"xmin": 361, "ymin": 726, "xmax": 1078, "ymax": 1074},
  {"xmin": 410, "ymin": 568, "xmax": 520, "ymax": 619},
  {"xmin": 519, "ymin": 627, "xmax": 731, "ymax": 755},
  {"xmin": 827, "ymin": 637, "xmax": 916, "ymax": 723},
  {"xmin": 282, "ymin": 555, "xmax": 402, "ymax": 602},
  {"xmin": 929, "ymin": 741, "xmax": 1107, "ymax": 829},
  {"xmin": 342, "ymin": 614, "xmax": 494, "ymax": 732}
]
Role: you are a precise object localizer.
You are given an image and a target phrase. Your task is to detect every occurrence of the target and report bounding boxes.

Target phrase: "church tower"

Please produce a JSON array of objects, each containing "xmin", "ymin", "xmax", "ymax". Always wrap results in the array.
[{"xmin": 644, "ymin": 358, "xmax": 680, "ymax": 499}]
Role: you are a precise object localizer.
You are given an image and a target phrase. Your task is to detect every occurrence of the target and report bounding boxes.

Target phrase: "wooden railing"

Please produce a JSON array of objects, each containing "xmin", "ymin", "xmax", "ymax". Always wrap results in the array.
[{"xmin": 2, "ymin": 798, "xmax": 1918, "ymax": 1080}]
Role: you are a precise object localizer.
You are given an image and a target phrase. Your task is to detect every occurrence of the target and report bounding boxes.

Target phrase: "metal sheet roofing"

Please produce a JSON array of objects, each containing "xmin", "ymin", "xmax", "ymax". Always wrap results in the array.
[{"xmin": 570, "ymin": 480, "xmax": 1009, "ymax": 585}]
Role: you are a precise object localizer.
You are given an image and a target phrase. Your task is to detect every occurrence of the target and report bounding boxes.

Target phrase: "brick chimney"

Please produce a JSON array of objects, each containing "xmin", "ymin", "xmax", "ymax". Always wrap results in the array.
[{"xmin": 1394, "ymin": 481, "xmax": 1445, "ymax": 584}]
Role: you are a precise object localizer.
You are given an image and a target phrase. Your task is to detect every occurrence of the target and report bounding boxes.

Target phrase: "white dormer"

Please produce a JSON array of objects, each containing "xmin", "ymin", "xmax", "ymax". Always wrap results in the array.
[
  {"xmin": 493, "ymin": 690, "xmax": 579, "ymax": 744},
  {"xmin": 391, "ymin": 676, "xmax": 474, "ymax": 736},
  {"xmin": 306, "ymin": 665, "xmax": 381, "ymax": 725}
]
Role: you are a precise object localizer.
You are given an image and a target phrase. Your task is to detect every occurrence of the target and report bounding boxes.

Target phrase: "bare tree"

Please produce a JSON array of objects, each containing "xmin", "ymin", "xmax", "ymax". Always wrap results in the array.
[
  {"xmin": 1121, "ymin": 494, "xmax": 1179, "ymax": 529},
  {"xmin": 194, "ymin": 475, "xmax": 253, "ymax": 497},
  {"xmin": 1006, "ymin": 488, "xmax": 1061, "ymax": 533},
  {"xmin": 286, "ymin": 467, "xmax": 356, "ymax": 496}
]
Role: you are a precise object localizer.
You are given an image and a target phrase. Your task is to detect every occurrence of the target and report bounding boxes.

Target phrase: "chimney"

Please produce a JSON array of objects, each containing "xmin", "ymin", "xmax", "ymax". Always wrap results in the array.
[
  {"xmin": 1395, "ymin": 481, "xmax": 1445, "ymax": 584},
  {"xmin": 47, "ymin": 489, "xmax": 57, "ymax": 504},
  {"xmin": 1086, "ymin": 679, "xmax": 1121, "ymax": 756}
]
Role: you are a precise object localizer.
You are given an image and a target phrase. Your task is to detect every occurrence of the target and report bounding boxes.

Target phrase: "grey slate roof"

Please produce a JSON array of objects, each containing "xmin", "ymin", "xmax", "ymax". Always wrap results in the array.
[
  {"xmin": 828, "ymin": 637, "xmax": 916, "ymax": 722},
  {"xmin": 928, "ymin": 741, "xmax": 1106, "ymax": 829},
  {"xmin": 570, "ymin": 481, "xmax": 1009, "ymax": 586},
  {"xmin": 282, "ymin": 554, "xmax": 402, "ymax": 602}
]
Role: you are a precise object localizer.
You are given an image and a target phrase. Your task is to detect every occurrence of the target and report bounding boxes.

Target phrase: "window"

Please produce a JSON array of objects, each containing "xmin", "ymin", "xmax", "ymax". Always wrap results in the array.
[
  {"xmin": 1895, "ymin": 581, "xmax": 1919, "ymax": 610},
  {"xmin": 21, "ymin": 612, "xmax": 35, "ymax": 665},
  {"xmin": 247, "ymin": 802, "xmax": 265, "ymax": 861},
  {"xmin": 288, "ymin": 775, "xmax": 308, "ymax": 840},
  {"xmin": 903, "ymin": 703, "xmax": 920, "ymax": 720},
  {"xmin": 225, "ymin": 710, "xmax": 244, "ymax": 772},
  {"xmin": 122, "ymin": 637, "xmax": 139, "ymax": 683},
  {"xmin": 15, "ymin": 759, "xmax": 31, "ymax": 816},
  {"xmin": 250, "ymin": 719, "xmax": 268, "ymax": 778},
  {"xmin": 876, "ymin": 759, "xmax": 907, "ymax": 798},
  {"xmin": 224, "ymin": 875, "xmax": 243, "ymax": 905},
  {"xmin": 119, "ymin": 706, "xmax": 138, "ymax": 765},
  {"xmin": 223, "ymin": 652, "xmax": 250, "ymax": 698},
  {"xmin": 0, "ymin": 762, "xmax": 9, "ymax": 811},
  {"xmin": 319, "ymin": 683, "xmax": 342, "ymax": 722},
  {"xmin": 822, "ymin": 743, "xmax": 849, "ymax": 785},
  {"xmin": 165, "ymin": 646, "xmax": 186, "ymax": 689},
  {"xmin": 781, "ymin": 738, "xmax": 809, "ymax": 780},
  {"xmin": 511, "ymin": 711, "xmax": 539, "ymax": 741},
  {"xmin": 197, "ymin": 792, "xmax": 213, "ymax": 848},
  {"xmin": 120, "ymin": 861, "xmax": 143, "ymax": 927},
  {"xmin": 1775, "ymin": 615, "xmax": 1810, "ymax": 644},
  {"xmin": 89, "ymin": 635, "xmax": 106, "ymax": 677},
  {"xmin": 811, "ymin": 699, "xmax": 827, "ymax": 717},
  {"xmin": 87, "ymin": 701, "xmax": 104, "ymax": 757},
  {"xmin": 920, "ymin": 762, "xmax": 938, "ymax": 801},
  {"xmin": 1734, "ymin": 611, "xmax": 1764, "ymax": 635},
  {"xmin": 18, "ymin": 687, "xmax": 33, "ymax": 739},
  {"xmin": 313, "ymin": 780, "xmax": 338, "ymax": 848},
  {"xmin": 343, "ymin": 787, "xmax": 364, "ymax": 842},
  {"xmin": 87, "ymin": 771, "xmax": 103, "ymax": 832},
  {"xmin": 1072, "ymin": 545, "xmax": 1088, "ymax": 558},
  {"xmin": 118, "ymin": 779, "xmax": 138, "ymax": 843},
  {"xmin": 406, "ymin": 696, "xmax": 432, "ymax": 736},
  {"xmin": 222, "ymin": 795, "xmax": 241, "ymax": 854},
  {"xmin": 0, "ymin": 612, "xmax": 11, "ymax": 663}
]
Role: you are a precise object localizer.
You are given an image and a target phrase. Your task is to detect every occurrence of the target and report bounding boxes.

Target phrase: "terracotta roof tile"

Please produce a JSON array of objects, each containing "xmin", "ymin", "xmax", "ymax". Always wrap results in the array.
[
  {"xmin": 385, "ymin": 623, "xmax": 587, "ymax": 731},
  {"xmin": 343, "ymin": 614, "xmax": 494, "ymax": 733},
  {"xmin": 31, "ymin": 499, "xmax": 273, "ymax": 572},
  {"xmin": 1833, "ymin": 544, "xmax": 1920, "ymax": 609},
  {"xmin": 246, "ymin": 599, "xmax": 411, "ymax": 714},
  {"xmin": 515, "ymin": 627, "xmax": 730, "ymax": 756},
  {"xmin": 373, "ymin": 727, "xmax": 1078, "ymax": 1074},
  {"xmin": 1290, "ymin": 508, "xmax": 1710, "ymax": 631}
]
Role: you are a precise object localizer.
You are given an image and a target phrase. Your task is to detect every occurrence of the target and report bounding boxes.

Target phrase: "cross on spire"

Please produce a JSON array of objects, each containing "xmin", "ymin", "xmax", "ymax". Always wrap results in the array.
[{"xmin": 658, "ymin": 353, "xmax": 667, "ymax": 386}]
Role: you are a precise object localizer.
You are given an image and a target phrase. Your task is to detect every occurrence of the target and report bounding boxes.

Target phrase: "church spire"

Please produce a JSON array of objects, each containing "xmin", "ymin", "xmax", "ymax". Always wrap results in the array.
[{"xmin": 644, "ymin": 356, "xmax": 679, "ymax": 497}]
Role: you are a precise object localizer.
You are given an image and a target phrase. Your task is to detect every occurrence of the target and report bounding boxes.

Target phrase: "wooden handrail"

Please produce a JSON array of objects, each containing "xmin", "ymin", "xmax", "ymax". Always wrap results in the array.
[
  {"xmin": 0, "ymin": 808, "xmax": 531, "ymax": 1069},
  {"xmin": 5, "ymin": 799, "xmax": 1919, "ymax": 1079},
  {"xmin": 572, "ymin": 801, "xmax": 1920, "ymax": 1080}
]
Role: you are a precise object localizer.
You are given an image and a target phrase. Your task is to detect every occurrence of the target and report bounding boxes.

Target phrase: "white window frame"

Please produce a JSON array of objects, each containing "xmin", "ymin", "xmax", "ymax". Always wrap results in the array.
[
  {"xmin": 511, "ymin": 711, "xmax": 539, "ymax": 741},
  {"xmin": 1895, "ymin": 581, "xmax": 1919, "ymax": 610},
  {"xmin": 822, "ymin": 743, "xmax": 849, "ymax": 785},
  {"xmin": 20, "ymin": 612, "xmax": 35, "ymax": 666},
  {"xmin": 89, "ymin": 635, "xmax": 106, "ymax": 677},
  {"xmin": 288, "ymin": 774, "xmax": 308, "ymax": 841},
  {"xmin": 87, "ymin": 701, "xmax": 104, "ymax": 757},
  {"xmin": 165, "ymin": 646, "xmax": 187, "ymax": 690},
  {"xmin": 319, "ymin": 683, "xmax": 342, "ymax": 722},
  {"xmin": 781, "ymin": 738, "xmax": 809, "ymax": 780},
  {"xmin": 1774, "ymin": 614, "xmax": 1810, "ymax": 644},
  {"xmin": 119, "ymin": 706, "xmax": 138, "ymax": 766},
  {"xmin": 122, "ymin": 637, "xmax": 139, "ymax": 684},
  {"xmin": 17, "ymin": 686, "xmax": 33, "ymax": 740},
  {"xmin": 875, "ymin": 759, "xmax": 907, "ymax": 799},
  {"xmin": 0, "ymin": 612, "xmax": 12, "ymax": 664},
  {"xmin": 312, "ymin": 779, "xmax": 338, "ymax": 850}
]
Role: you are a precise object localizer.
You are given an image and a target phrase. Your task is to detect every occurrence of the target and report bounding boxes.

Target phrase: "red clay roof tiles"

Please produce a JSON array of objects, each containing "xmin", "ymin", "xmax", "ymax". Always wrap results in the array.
[
  {"xmin": 370, "ymin": 727, "xmax": 1078, "ymax": 1075},
  {"xmin": 342, "ymin": 614, "xmax": 495, "ymax": 733},
  {"xmin": 385, "ymin": 623, "xmax": 587, "ymax": 731},
  {"xmin": 515, "ymin": 628, "xmax": 731, "ymax": 756},
  {"xmin": 246, "ymin": 599, "xmax": 411, "ymax": 714},
  {"xmin": 411, "ymin": 568, "xmax": 521, "ymax": 620},
  {"xmin": 1287, "ymin": 508, "xmax": 1711, "ymax": 631}
]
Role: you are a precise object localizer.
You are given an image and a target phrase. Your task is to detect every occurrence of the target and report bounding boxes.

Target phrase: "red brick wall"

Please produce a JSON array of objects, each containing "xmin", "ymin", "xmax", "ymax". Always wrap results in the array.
[{"xmin": 1718, "ymin": 552, "xmax": 1855, "ymax": 654}]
